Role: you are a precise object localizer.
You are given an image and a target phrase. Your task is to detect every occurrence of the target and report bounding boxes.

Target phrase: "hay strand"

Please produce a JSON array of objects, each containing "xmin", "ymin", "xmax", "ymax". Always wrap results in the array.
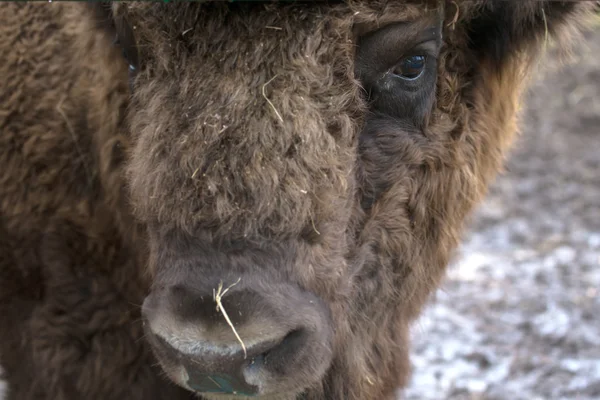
[
  {"xmin": 262, "ymin": 75, "xmax": 284, "ymax": 123},
  {"xmin": 213, "ymin": 278, "xmax": 246, "ymax": 358},
  {"xmin": 542, "ymin": 6, "xmax": 550, "ymax": 54}
]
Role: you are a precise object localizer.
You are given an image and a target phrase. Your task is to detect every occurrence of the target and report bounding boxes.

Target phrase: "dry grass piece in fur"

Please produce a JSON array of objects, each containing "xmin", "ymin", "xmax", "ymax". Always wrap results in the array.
[
  {"xmin": 262, "ymin": 75, "xmax": 284, "ymax": 123},
  {"xmin": 213, "ymin": 277, "xmax": 247, "ymax": 358}
]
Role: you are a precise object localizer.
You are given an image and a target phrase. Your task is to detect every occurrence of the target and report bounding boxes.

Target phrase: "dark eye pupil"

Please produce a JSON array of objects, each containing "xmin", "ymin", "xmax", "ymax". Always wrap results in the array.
[{"xmin": 394, "ymin": 55, "xmax": 427, "ymax": 80}]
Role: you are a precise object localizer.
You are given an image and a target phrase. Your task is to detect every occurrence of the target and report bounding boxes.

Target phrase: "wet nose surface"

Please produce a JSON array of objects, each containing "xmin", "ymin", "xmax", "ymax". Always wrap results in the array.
[
  {"xmin": 151, "ymin": 336, "xmax": 263, "ymax": 396},
  {"xmin": 151, "ymin": 327, "xmax": 295, "ymax": 396},
  {"xmin": 186, "ymin": 371, "xmax": 252, "ymax": 396},
  {"xmin": 142, "ymin": 279, "xmax": 333, "ymax": 396}
]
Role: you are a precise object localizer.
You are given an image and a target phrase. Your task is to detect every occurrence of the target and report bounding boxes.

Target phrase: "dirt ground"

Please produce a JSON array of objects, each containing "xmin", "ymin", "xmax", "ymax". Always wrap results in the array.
[{"xmin": 404, "ymin": 19, "xmax": 600, "ymax": 400}]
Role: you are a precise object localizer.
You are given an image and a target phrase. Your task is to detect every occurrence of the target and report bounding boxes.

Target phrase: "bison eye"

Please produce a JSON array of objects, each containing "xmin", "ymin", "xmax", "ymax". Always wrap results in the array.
[
  {"xmin": 354, "ymin": 14, "xmax": 443, "ymax": 126},
  {"xmin": 393, "ymin": 55, "xmax": 427, "ymax": 80}
]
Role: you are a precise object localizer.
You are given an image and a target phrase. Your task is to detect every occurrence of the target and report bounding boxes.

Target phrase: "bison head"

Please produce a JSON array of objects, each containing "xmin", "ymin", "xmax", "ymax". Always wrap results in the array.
[{"xmin": 84, "ymin": 1, "xmax": 588, "ymax": 399}]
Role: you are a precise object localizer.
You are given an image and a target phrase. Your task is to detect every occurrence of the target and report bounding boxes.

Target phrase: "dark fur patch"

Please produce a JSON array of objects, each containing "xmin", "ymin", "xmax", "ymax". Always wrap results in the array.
[{"xmin": 467, "ymin": 1, "xmax": 580, "ymax": 68}]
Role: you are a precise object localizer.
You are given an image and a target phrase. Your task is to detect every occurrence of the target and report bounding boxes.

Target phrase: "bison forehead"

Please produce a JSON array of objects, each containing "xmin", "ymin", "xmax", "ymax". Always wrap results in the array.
[{"xmin": 124, "ymin": 2, "xmax": 368, "ymax": 238}]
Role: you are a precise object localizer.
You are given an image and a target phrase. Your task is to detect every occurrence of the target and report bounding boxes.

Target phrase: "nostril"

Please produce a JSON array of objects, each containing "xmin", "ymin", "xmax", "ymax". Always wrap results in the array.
[
  {"xmin": 244, "ymin": 329, "xmax": 307, "ymax": 382},
  {"xmin": 247, "ymin": 329, "xmax": 304, "ymax": 362},
  {"xmin": 279, "ymin": 329, "xmax": 305, "ymax": 349},
  {"xmin": 247, "ymin": 353, "xmax": 265, "ymax": 372},
  {"xmin": 266, "ymin": 329, "xmax": 304, "ymax": 360}
]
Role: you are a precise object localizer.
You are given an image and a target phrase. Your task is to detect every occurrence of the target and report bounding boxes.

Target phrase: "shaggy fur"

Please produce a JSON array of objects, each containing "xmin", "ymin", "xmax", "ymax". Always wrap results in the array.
[{"xmin": 0, "ymin": 1, "xmax": 591, "ymax": 399}]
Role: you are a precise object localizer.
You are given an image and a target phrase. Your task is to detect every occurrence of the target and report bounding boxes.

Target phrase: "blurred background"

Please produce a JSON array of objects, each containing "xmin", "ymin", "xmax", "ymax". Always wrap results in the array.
[{"xmin": 405, "ymin": 11, "xmax": 600, "ymax": 400}]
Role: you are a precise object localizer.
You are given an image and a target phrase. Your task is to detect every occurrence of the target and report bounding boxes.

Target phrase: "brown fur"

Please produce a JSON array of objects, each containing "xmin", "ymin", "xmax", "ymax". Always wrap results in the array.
[{"xmin": 0, "ymin": 1, "xmax": 591, "ymax": 400}]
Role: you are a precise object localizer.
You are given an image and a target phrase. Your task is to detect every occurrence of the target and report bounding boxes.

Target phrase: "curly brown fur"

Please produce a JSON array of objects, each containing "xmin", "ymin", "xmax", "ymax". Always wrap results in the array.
[{"xmin": 0, "ymin": 1, "xmax": 592, "ymax": 400}]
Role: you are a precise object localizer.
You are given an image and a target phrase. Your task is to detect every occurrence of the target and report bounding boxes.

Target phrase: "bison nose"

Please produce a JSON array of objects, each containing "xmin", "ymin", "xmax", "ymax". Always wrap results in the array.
[{"xmin": 141, "ymin": 279, "xmax": 333, "ymax": 397}]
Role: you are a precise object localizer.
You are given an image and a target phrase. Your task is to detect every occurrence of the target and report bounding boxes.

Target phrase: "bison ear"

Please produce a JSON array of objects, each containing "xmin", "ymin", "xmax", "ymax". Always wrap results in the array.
[{"xmin": 466, "ymin": 1, "xmax": 591, "ymax": 68}]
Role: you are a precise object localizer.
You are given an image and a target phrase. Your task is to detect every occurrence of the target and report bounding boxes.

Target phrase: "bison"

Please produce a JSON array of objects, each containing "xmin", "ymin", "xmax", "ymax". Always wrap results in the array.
[{"xmin": 0, "ymin": 1, "xmax": 592, "ymax": 399}]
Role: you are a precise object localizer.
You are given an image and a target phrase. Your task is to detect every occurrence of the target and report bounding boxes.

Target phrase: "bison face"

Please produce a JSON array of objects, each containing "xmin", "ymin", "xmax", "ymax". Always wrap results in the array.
[{"xmin": 88, "ymin": 1, "xmax": 586, "ymax": 399}]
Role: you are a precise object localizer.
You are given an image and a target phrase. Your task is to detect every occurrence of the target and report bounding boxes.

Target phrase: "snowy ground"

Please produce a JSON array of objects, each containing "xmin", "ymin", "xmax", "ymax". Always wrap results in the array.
[{"xmin": 404, "ymin": 21, "xmax": 600, "ymax": 400}]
